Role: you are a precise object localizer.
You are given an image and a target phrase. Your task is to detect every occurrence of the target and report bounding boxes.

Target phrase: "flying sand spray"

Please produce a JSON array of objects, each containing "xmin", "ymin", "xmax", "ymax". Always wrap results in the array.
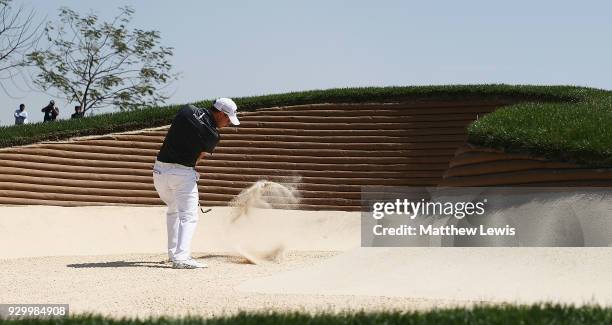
[{"xmin": 224, "ymin": 179, "xmax": 301, "ymax": 264}]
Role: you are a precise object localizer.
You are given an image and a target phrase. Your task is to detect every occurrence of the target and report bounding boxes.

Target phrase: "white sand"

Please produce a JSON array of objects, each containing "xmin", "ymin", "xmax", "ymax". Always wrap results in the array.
[
  {"xmin": 0, "ymin": 252, "xmax": 469, "ymax": 319},
  {"xmin": 238, "ymin": 247, "xmax": 612, "ymax": 306},
  {"xmin": 0, "ymin": 206, "xmax": 360, "ymax": 259},
  {"xmin": 1, "ymin": 205, "xmax": 611, "ymax": 319}
]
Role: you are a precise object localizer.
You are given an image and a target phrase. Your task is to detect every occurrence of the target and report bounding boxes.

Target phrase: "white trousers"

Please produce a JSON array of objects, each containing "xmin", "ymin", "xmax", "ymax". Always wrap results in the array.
[{"xmin": 153, "ymin": 160, "xmax": 200, "ymax": 261}]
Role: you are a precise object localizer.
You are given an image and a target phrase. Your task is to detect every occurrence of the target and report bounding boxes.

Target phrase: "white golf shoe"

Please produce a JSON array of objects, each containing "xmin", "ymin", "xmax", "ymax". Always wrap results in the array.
[{"xmin": 172, "ymin": 258, "xmax": 208, "ymax": 269}]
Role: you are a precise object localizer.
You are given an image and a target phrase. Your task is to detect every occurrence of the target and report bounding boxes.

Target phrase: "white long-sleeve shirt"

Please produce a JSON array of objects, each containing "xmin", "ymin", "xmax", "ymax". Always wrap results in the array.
[{"xmin": 14, "ymin": 109, "xmax": 28, "ymax": 125}]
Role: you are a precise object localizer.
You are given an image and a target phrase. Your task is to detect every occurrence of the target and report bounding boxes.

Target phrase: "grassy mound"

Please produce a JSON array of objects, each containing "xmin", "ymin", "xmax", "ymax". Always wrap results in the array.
[
  {"xmin": 1, "ymin": 84, "xmax": 610, "ymax": 166},
  {"xmin": 468, "ymin": 88, "xmax": 612, "ymax": 166},
  {"xmin": 2, "ymin": 304, "xmax": 612, "ymax": 324}
]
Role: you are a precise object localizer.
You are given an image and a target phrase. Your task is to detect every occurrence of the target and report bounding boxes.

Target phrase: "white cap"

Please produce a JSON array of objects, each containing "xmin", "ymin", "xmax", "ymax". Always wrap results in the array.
[{"xmin": 213, "ymin": 98, "xmax": 240, "ymax": 125}]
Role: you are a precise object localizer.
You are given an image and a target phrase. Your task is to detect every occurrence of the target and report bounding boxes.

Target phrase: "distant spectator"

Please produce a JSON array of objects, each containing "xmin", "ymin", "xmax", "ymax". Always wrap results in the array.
[
  {"xmin": 71, "ymin": 105, "xmax": 84, "ymax": 119},
  {"xmin": 14, "ymin": 103, "xmax": 28, "ymax": 125},
  {"xmin": 42, "ymin": 100, "xmax": 59, "ymax": 122}
]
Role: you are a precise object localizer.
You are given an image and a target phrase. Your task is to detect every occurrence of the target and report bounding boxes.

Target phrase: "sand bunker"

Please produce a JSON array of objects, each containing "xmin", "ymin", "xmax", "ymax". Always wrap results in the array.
[
  {"xmin": 238, "ymin": 247, "xmax": 612, "ymax": 306},
  {"xmin": 225, "ymin": 179, "xmax": 301, "ymax": 264},
  {"xmin": 0, "ymin": 205, "xmax": 361, "ymax": 259}
]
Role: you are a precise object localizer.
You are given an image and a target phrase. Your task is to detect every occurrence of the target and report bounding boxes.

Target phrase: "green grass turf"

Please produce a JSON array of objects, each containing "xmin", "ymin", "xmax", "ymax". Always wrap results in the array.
[
  {"xmin": 1, "ymin": 84, "xmax": 610, "ymax": 166},
  {"xmin": 2, "ymin": 304, "xmax": 612, "ymax": 324},
  {"xmin": 468, "ymin": 92, "xmax": 612, "ymax": 166}
]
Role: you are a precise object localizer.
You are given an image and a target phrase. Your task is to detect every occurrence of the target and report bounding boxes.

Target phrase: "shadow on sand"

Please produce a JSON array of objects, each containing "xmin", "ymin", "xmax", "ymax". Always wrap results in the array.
[
  {"xmin": 66, "ymin": 254, "xmax": 252, "ymax": 268},
  {"xmin": 66, "ymin": 260, "xmax": 172, "ymax": 269}
]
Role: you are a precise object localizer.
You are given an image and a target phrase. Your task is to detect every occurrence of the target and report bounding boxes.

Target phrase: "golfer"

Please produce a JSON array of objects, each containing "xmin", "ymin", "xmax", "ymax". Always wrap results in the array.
[{"xmin": 153, "ymin": 98, "xmax": 240, "ymax": 269}]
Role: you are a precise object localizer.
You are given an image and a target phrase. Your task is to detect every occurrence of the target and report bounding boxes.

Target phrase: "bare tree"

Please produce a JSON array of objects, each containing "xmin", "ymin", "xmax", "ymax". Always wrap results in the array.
[
  {"xmin": 28, "ymin": 6, "xmax": 177, "ymax": 113},
  {"xmin": 0, "ymin": 0, "xmax": 43, "ymax": 97}
]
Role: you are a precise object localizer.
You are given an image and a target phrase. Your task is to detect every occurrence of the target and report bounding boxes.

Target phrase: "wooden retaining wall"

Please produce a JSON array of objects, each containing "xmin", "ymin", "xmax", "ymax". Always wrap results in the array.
[
  {"xmin": 442, "ymin": 144, "xmax": 612, "ymax": 187},
  {"xmin": 0, "ymin": 101, "xmax": 518, "ymax": 210}
]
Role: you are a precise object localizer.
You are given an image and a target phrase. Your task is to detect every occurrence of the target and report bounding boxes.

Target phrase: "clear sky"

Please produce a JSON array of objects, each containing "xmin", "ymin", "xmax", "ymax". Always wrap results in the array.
[{"xmin": 2, "ymin": 0, "xmax": 611, "ymax": 125}]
